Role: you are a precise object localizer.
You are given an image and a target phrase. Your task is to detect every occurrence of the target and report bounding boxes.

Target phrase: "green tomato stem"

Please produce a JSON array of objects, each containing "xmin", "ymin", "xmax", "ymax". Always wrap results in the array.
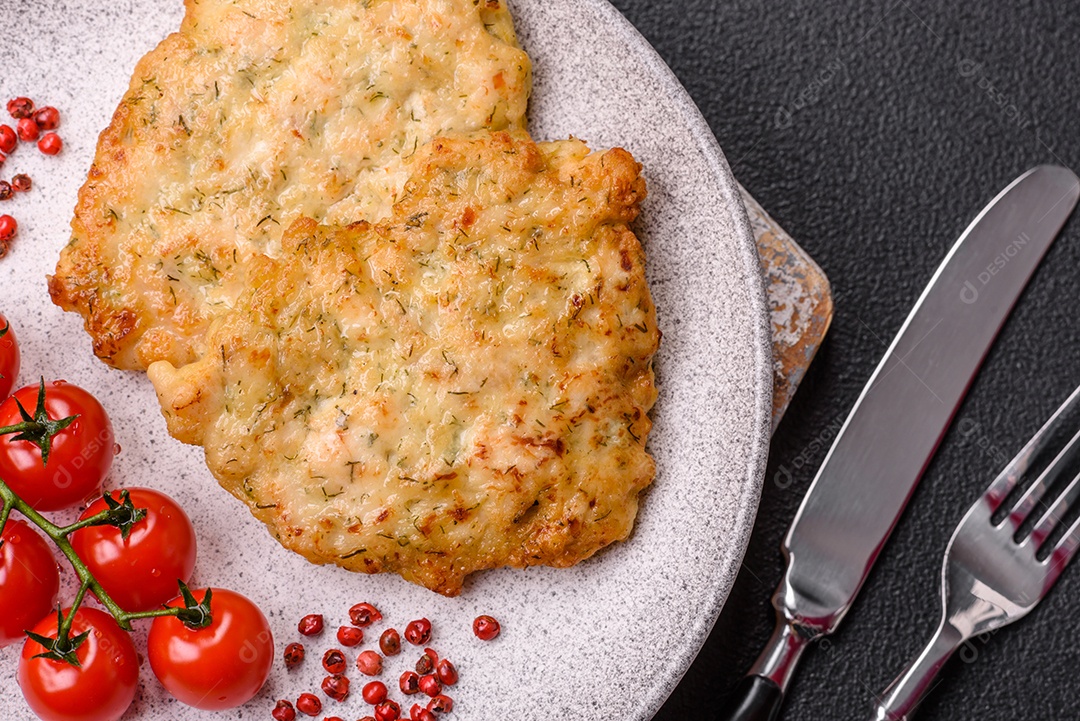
[
  {"xmin": 0, "ymin": 421, "xmax": 42, "ymax": 436},
  {"xmin": 0, "ymin": 500, "xmax": 11, "ymax": 538},
  {"xmin": 57, "ymin": 579, "xmax": 91, "ymax": 641},
  {"xmin": 58, "ymin": 515, "xmax": 112, "ymax": 536},
  {"xmin": 0, "ymin": 478, "xmax": 187, "ymax": 634}
]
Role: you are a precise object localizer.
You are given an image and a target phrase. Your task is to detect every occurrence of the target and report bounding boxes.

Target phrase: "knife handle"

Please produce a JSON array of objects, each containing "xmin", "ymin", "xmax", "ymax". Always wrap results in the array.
[
  {"xmin": 717, "ymin": 675, "xmax": 783, "ymax": 721},
  {"xmin": 717, "ymin": 610, "xmax": 813, "ymax": 721}
]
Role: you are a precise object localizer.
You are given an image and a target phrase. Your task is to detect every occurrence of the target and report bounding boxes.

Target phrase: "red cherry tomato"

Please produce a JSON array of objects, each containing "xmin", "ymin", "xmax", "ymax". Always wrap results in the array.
[
  {"xmin": 148, "ymin": 588, "xmax": 273, "ymax": 710},
  {"xmin": 18, "ymin": 606, "xmax": 138, "ymax": 721},
  {"xmin": 0, "ymin": 519, "xmax": 58, "ymax": 647},
  {"xmin": 0, "ymin": 382, "xmax": 115, "ymax": 511},
  {"xmin": 70, "ymin": 488, "xmax": 196, "ymax": 612},
  {"xmin": 0, "ymin": 313, "xmax": 18, "ymax": 401}
]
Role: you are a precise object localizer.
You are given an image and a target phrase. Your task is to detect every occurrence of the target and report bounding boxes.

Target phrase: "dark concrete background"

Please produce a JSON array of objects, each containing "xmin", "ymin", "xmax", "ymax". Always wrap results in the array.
[{"xmin": 606, "ymin": 1, "xmax": 1080, "ymax": 719}]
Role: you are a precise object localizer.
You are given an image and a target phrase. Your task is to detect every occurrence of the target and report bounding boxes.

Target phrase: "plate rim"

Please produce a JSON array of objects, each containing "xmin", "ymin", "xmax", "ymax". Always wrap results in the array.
[{"xmin": 573, "ymin": 0, "xmax": 774, "ymax": 715}]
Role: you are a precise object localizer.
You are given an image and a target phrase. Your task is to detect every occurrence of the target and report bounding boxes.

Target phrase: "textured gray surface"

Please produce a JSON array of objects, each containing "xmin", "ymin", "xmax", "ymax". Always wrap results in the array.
[
  {"xmin": 0, "ymin": 1, "xmax": 772, "ymax": 719},
  {"xmin": 610, "ymin": 1, "xmax": 1080, "ymax": 720}
]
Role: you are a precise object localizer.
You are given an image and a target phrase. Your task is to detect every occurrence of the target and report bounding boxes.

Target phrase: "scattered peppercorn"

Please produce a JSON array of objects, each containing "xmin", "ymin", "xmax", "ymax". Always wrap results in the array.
[
  {"xmin": 0, "ymin": 100, "xmax": 66, "ymax": 262},
  {"xmin": 284, "ymin": 642, "xmax": 305, "ymax": 668},
  {"xmin": 404, "ymin": 619, "xmax": 431, "ymax": 646},
  {"xmin": 33, "ymin": 106, "xmax": 59, "ymax": 130},
  {"xmin": 7, "ymin": 97, "xmax": 34, "ymax": 120},
  {"xmin": 16, "ymin": 118, "xmax": 38, "ymax": 143},
  {"xmin": 374, "ymin": 700, "xmax": 401, "ymax": 721},
  {"xmin": 37, "ymin": 132, "xmax": 62, "ymax": 155},
  {"xmin": 337, "ymin": 625, "xmax": 363, "ymax": 647},
  {"xmin": 271, "ymin": 699, "xmax": 297, "ymax": 721},
  {"xmin": 0, "ymin": 215, "xmax": 17, "ymax": 243},
  {"xmin": 436, "ymin": 659, "xmax": 458, "ymax": 686},
  {"xmin": 399, "ymin": 670, "xmax": 420, "ymax": 695},
  {"xmin": 277, "ymin": 603, "xmax": 478, "ymax": 720},
  {"xmin": 409, "ymin": 705, "xmax": 436, "ymax": 721},
  {"xmin": 349, "ymin": 602, "xmax": 383, "ymax": 627},
  {"xmin": 418, "ymin": 673, "xmax": 441, "ymax": 698},
  {"xmin": 0, "ymin": 126, "xmax": 15, "ymax": 154},
  {"xmin": 295, "ymin": 693, "xmax": 322, "ymax": 717},
  {"xmin": 322, "ymin": 648, "xmax": 347, "ymax": 675},
  {"xmin": 322, "ymin": 674, "xmax": 350, "ymax": 702},
  {"xmin": 362, "ymin": 680, "xmax": 389, "ymax": 705},
  {"xmin": 473, "ymin": 615, "xmax": 500, "ymax": 640},
  {"xmin": 357, "ymin": 649, "xmax": 383, "ymax": 676},
  {"xmin": 412, "ymin": 651, "xmax": 434, "ymax": 677},
  {"xmin": 298, "ymin": 614, "xmax": 324, "ymax": 636},
  {"xmin": 427, "ymin": 695, "xmax": 453, "ymax": 714},
  {"xmin": 379, "ymin": 628, "xmax": 401, "ymax": 656}
]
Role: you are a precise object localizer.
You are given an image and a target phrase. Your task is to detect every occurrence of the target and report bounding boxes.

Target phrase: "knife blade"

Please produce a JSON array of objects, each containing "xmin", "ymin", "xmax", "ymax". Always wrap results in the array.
[{"xmin": 719, "ymin": 165, "xmax": 1080, "ymax": 721}]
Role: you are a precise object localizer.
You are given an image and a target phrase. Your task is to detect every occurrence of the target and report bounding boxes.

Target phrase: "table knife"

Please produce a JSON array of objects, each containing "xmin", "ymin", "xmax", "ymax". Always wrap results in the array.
[{"xmin": 719, "ymin": 165, "xmax": 1080, "ymax": 721}]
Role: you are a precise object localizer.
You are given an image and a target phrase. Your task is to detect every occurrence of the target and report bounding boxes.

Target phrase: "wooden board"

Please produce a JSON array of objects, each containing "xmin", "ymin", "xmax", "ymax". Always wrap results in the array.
[{"xmin": 740, "ymin": 186, "xmax": 833, "ymax": 432}]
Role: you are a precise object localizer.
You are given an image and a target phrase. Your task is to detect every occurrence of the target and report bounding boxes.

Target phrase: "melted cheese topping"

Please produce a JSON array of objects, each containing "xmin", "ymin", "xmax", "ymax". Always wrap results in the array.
[
  {"xmin": 50, "ymin": 0, "xmax": 530, "ymax": 370},
  {"xmin": 148, "ymin": 132, "xmax": 658, "ymax": 595}
]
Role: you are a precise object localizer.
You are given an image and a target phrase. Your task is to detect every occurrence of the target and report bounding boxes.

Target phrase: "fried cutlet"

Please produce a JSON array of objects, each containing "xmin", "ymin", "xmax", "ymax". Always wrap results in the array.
[
  {"xmin": 49, "ymin": 0, "xmax": 531, "ymax": 370},
  {"xmin": 147, "ymin": 131, "xmax": 659, "ymax": 595}
]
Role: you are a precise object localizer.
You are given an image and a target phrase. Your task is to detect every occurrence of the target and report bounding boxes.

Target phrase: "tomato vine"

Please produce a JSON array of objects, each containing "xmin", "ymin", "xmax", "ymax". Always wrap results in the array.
[{"xmin": 0, "ymin": 379, "xmax": 213, "ymax": 663}]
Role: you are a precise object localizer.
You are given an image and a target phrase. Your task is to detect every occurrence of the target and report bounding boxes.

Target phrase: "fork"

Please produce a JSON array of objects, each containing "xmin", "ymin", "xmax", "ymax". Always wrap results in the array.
[{"xmin": 870, "ymin": 383, "xmax": 1080, "ymax": 720}]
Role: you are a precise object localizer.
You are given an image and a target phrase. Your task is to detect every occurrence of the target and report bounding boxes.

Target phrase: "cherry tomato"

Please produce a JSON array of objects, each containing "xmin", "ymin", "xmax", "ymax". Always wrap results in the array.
[
  {"xmin": 0, "ymin": 382, "xmax": 115, "ymax": 511},
  {"xmin": 71, "ymin": 488, "xmax": 196, "ymax": 612},
  {"xmin": 148, "ymin": 587, "xmax": 273, "ymax": 710},
  {"xmin": 18, "ymin": 606, "xmax": 138, "ymax": 721},
  {"xmin": 0, "ymin": 519, "xmax": 58, "ymax": 647},
  {"xmin": 0, "ymin": 313, "xmax": 18, "ymax": 401}
]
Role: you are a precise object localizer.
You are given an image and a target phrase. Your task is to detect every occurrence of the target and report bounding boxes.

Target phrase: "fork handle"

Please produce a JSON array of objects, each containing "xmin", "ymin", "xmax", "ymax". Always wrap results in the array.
[{"xmin": 871, "ymin": 622, "xmax": 964, "ymax": 720}]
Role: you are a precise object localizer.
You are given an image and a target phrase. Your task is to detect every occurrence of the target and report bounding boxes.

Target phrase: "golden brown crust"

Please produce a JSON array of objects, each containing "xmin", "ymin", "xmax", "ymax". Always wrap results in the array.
[
  {"xmin": 148, "ymin": 131, "xmax": 658, "ymax": 595},
  {"xmin": 50, "ymin": 0, "xmax": 532, "ymax": 370}
]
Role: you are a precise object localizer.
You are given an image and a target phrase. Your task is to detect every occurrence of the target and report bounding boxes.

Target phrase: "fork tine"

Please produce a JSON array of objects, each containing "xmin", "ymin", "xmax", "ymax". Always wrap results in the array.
[
  {"xmin": 1011, "ymin": 427, "xmax": 1080, "ymax": 528},
  {"xmin": 1046, "ymin": 509, "xmax": 1080, "ymax": 574},
  {"xmin": 989, "ymin": 386, "xmax": 1080, "ymax": 509},
  {"xmin": 1029, "ymin": 470, "xmax": 1080, "ymax": 548},
  {"xmin": 984, "ymin": 384, "xmax": 1080, "ymax": 513}
]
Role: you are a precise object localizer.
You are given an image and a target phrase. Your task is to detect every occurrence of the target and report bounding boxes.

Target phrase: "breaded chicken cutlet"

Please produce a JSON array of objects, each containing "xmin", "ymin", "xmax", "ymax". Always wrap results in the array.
[
  {"xmin": 49, "ymin": 0, "xmax": 531, "ymax": 370},
  {"xmin": 50, "ymin": 0, "xmax": 661, "ymax": 594},
  {"xmin": 148, "ymin": 131, "xmax": 659, "ymax": 595}
]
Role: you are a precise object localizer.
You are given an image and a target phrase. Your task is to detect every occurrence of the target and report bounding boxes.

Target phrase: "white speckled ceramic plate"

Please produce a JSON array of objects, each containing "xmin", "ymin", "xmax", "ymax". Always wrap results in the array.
[{"xmin": 0, "ymin": 1, "xmax": 771, "ymax": 718}]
